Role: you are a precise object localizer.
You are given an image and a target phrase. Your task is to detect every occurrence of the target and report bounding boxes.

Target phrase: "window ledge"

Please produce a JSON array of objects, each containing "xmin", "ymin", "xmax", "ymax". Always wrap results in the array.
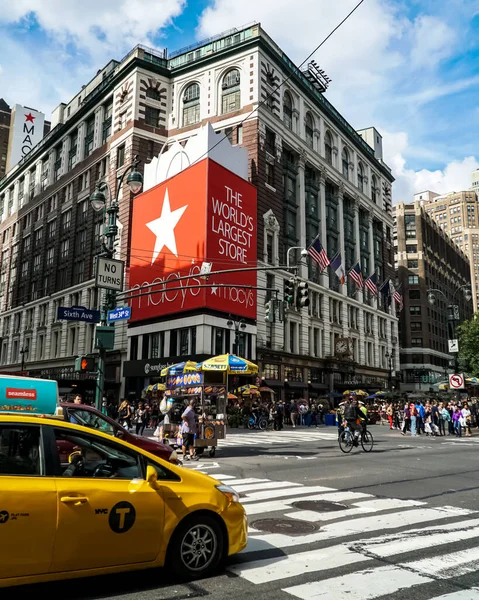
[{"xmin": 265, "ymin": 183, "xmax": 277, "ymax": 192}]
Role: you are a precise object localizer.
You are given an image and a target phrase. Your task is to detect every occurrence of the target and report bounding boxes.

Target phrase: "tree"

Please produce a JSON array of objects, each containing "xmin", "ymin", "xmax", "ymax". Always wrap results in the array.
[{"xmin": 457, "ymin": 317, "xmax": 479, "ymax": 376}]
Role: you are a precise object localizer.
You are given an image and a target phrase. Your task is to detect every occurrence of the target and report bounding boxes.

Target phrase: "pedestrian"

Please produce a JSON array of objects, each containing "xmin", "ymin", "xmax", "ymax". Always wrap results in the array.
[
  {"xmin": 439, "ymin": 402, "xmax": 450, "ymax": 436},
  {"xmin": 461, "ymin": 403, "xmax": 472, "ymax": 437},
  {"xmin": 118, "ymin": 398, "xmax": 131, "ymax": 430},
  {"xmin": 452, "ymin": 406, "xmax": 462, "ymax": 436},
  {"xmin": 133, "ymin": 401, "xmax": 148, "ymax": 435},
  {"xmin": 386, "ymin": 403, "xmax": 393, "ymax": 429},
  {"xmin": 273, "ymin": 401, "xmax": 284, "ymax": 431},
  {"xmin": 181, "ymin": 398, "xmax": 199, "ymax": 461},
  {"xmin": 290, "ymin": 401, "xmax": 298, "ymax": 428}
]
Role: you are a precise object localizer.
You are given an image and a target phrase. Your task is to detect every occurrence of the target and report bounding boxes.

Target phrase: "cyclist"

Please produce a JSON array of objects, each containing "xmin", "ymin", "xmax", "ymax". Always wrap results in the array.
[
  {"xmin": 359, "ymin": 402, "xmax": 368, "ymax": 435},
  {"xmin": 343, "ymin": 396, "xmax": 363, "ymax": 445}
]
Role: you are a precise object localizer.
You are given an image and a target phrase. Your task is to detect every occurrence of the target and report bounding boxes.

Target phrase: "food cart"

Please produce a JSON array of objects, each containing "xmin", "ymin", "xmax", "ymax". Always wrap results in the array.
[{"xmin": 159, "ymin": 354, "xmax": 258, "ymax": 457}]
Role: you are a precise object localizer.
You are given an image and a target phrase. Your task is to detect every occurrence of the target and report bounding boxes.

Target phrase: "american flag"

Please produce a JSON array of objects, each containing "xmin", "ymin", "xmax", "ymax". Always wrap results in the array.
[
  {"xmin": 365, "ymin": 272, "xmax": 378, "ymax": 296},
  {"xmin": 349, "ymin": 262, "xmax": 363, "ymax": 289},
  {"xmin": 393, "ymin": 287, "xmax": 403, "ymax": 311},
  {"xmin": 307, "ymin": 237, "xmax": 330, "ymax": 271}
]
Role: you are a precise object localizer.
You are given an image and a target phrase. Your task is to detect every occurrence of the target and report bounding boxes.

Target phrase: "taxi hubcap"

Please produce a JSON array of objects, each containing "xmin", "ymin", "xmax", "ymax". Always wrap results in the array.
[{"xmin": 180, "ymin": 524, "xmax": 217, "ymax": 571}]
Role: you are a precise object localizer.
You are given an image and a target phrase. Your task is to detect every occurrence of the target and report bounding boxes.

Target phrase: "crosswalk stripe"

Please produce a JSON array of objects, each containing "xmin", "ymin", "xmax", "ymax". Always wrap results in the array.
[
  {"xmin": 233, "ymin": 481, "xmax": 302, "ymax": 493},
  {"xmin": 429, "ymin": 591, "xmax": 479, "ymax": 599},
  {"xmin": 241, "ymin": 485, "xmax": 336, "ymax": 503},
  {"xmin": 228, "ymin": 543, "xmax": 370, "ymax": 583},
  {"xmin": 206, "ymin": 474, "xmax": 235, "ymax": 480},
  {"xmin": 283, "ymin": 564, "xmax": 431, "ymax": 600},
  {"xmin": 213, "ymin": 477, "xmax": 270, "ymax": 485},
  {"xmin": 245, "ymin": 507, "xmax": 472, "ymax": 553},
  {"xmin": 244, "ymin": 491, "xmax": 373, "ymax": 516},
  {"xmin": 286, "ymin": 498, "xmax": 425, "ymax": 523},
  {"xmin": 403, "ymin": 546, "xmax": 479, "ymax": 578},
  {"xmin": 358, "ymin": 518, "xmax": 479, "ymax": 558}
]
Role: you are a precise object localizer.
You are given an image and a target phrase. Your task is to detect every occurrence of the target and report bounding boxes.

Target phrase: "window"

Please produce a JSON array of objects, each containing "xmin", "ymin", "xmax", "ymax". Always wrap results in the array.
[
  {"xmin": 357, "ymin": 162, "xmax": 364, "ymax": 193},
  {"xmin": 342, "ymin": 147, "xmax": 349, "ymax": 179},
  {"xmin": 305, "ymin": 112, "xmax": 314, "ymax": 148},
  {"xmin": 0, "ymin": 426, "xmax": 41, "ymax": 475},
  {"xmin": 23, "ymin": 235, "xmax": 31, "ymax": 254},
  {"xmin": 411, "ymin": 322, "xmax": 422, "ymax": 331},
  {"xmin": 144, "ymin": 106, "xmax": 160, "ymax": 128},
  {"xmin": 408, "ymin": 259, "xmax": 418, "ymax": 268},
  {"xmin": 411, "ymin": 337, "xmax": 423, "ymax": 347},
  {"xmin": 53, "ymin": 428, "xmax": 142, "ymax": 479},
  {"xmin": 408, "ymin": 275, "xmax": 419, "ymax": 285},
  {"xmin": 409, "ymin": 290, "xmax": 420, "ymax": 300},
  {"xmin": 406, "ymin": 245, "xmax": 417, "ymax": 253},
  {"xmin": 146, "ymin": 87, "xmax": 161, "ymax": 101},
  {"xmin": 324, "ymin": 131, "xmax": 333, "ymax": 165},
  {"xmin": 48, "ymin": 220, "xmax": 57, "ymax": 239},
  {"xmin": 266, "ymin": 233, "xmax": 274, "ymax": 264},
  {"xmin": 61, "ymin": 210, "xmax": 71, "ymax": 231},
  {"xmin": 182, "ymin": 83, "xmax": 200, "ymax": 127},
  {"xmin": 68, "ymin": 131, "xmax": 78, "ymax": 170},
  {"xmin": 283, "ymin": 91, "xmax": 293, "ymax": 130},
  {"xmin": 120, "ymin": 112, "xmax": 127, "ymax": 130},
  {"xmin": 266, "ymin": 161, "xmax": 275, "ymax": 187},
  {"xmin": 34, "ymin": 255, "xmax": 41, "ymax": 272},
  {"xmin": 410, "ymin": 306, "xmax": 421, "ymax": 315},
  {"xmin": 102, "ymin": 101, "xmax": 113, "ymax": 144},
  {"xmin": 34, "ymin": 228, "xmax": 43, "ymax": 247},
  {"xmin": 371, "ymin": 175, "xmax": 378, "ymax": 203},
  {"xmin": 221, "ymin": 69, "xmax": 241, "ymax": 115},
  {"xmin": 84, "ymin": 117, "xmax": 95, "ymax": 157},
  {"xmin": 117, "ymin": 145, "xmax": 125, "ymax": 168},
  {"xmin": 61, "ymin": 239, "xmax": 70, "ymax": 259}
]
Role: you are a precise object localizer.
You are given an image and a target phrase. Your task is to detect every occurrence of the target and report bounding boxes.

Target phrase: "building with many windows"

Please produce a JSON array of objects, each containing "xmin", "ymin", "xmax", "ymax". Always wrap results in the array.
[
  {"xmin": 394, "ymin": 200, "xmax": 472, "ymax": 391},
  {"xmin": 416, "ymin": 190, "xmax": 479, "ymax": 312},
  {"xmin": 0, "ymin": 24, "xmax": 398, "ymax": 401}
]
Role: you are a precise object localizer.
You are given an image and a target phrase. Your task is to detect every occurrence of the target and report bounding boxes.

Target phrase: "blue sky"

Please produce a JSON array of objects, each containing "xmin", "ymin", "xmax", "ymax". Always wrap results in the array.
[{"xmin": 0, "ymin": 0, "xmax": 478, "ymax": 199}]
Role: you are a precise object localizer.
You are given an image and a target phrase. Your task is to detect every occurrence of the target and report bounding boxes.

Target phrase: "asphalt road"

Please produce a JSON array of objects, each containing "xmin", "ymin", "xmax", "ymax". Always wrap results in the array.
[{"xmin": 12, "ymin": 425, "xmax": 479, "ymax": 600}]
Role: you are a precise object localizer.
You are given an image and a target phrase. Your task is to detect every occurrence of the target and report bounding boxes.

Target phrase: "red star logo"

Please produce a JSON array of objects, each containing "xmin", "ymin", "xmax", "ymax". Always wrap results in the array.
[{"xmin": 24, "ymin": 113, "xmax": 35, "ymax": 123}]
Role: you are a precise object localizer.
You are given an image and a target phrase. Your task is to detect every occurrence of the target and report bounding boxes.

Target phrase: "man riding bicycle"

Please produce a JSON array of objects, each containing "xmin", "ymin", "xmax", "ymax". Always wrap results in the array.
[{"xmin": 343, "ymin": 396, "xmax": 364, "ymax": 444}]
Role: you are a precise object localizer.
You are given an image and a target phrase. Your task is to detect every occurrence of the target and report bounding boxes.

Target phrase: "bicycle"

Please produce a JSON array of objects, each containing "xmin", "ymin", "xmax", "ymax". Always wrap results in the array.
[
  {"xmin": 247, "ymin": 412, "xmax": 269, "ymax": 430},
  {"xmin": 338, "ymin": 423, "xmax": 374, "ymax": 453}
]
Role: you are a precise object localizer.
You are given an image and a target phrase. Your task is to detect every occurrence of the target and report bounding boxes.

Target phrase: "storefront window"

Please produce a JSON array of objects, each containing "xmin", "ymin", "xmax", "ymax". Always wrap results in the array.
[
  {"xmin": 263, "ymin": 363, "xmax": 279, "ymax": 379},
  {"xmin": 284, "ymin": 366, "xmax": 303, "ymax": 381}
]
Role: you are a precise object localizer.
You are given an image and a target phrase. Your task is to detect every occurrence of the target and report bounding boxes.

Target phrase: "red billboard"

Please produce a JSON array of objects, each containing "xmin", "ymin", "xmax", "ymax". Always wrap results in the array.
[{"xmin": 129, "ymin": 158, "xmax": 257, "ymax": 323}]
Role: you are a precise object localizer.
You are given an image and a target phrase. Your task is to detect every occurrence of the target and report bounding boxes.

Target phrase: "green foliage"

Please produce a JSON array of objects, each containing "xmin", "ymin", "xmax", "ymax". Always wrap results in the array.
[{"xmin": 457, "ymin": 317, "xmax": 479, "ymax": 376}]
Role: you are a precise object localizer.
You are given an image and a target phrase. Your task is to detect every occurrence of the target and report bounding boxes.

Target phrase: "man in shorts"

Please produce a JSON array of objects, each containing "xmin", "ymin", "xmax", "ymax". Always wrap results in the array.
[{"xmin": 181, "ymin": 398, "xmax": 198, "ymax": 461}]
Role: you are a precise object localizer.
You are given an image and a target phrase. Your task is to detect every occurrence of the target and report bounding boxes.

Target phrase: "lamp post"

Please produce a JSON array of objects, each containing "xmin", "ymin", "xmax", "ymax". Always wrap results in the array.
[
  {"xmin": 286, "ymin": 246, "xmax": 308, "ymax": 271},
  {"xmin": 20, "ymin": 346, "xmax": 28, "ymax": 372},
  {"xmin": 427, "ymin": 284, "xmax": 472, "ymax": 375},
  {"xmin": 227, "ymin": 315, "xmax": 247, "ymax": 355},
  {"xmin": 385, "ymin": 349, "xmax": 394, "ymax": 391},
  {"xmin": 89, "ymin": 156, "xmax": 143, "ymax": 410}
]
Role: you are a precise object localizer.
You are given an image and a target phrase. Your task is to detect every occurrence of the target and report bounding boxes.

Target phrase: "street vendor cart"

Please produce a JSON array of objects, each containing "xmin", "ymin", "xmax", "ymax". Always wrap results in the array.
[{"xmin": 159, "ymin": 354, "xmax": 258, "ymax": 457}]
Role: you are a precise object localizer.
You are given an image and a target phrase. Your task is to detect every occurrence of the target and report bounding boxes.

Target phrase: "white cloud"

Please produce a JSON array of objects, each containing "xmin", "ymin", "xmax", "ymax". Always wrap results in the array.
[
  {"xmin": 198, "ymin": 0, "xmax": 478, "ymax": 200},
  {"xmin": 382, "ymin": 129, "xmax": 479, "ymax": 201}
]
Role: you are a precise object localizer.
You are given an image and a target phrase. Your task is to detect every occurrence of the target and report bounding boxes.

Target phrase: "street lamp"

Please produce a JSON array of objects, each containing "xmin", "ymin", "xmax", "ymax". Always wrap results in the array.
[
  {"xmin": 286, "ymin": 246, "xmax": 308, "ymax": 271},
  {"xmin": 385, "ymin": 350, "xmax": 394, "ymax": 391},
  {"xmin": 427, "ymin": 284, "xmax": 472, "ymax": 375},
  {"xmin": 227, "ymin": 315, "xmax": 247, "ymax": 355},
  {"xmin": 89, "ymin": 156, "xmax": 143, "ymax": 410}
]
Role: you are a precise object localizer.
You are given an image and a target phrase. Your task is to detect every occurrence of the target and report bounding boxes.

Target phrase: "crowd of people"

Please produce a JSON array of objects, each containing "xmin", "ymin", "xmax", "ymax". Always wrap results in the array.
[{"xmin": 382, "ymin": 399, "xmax": 477, "ymax": 437}]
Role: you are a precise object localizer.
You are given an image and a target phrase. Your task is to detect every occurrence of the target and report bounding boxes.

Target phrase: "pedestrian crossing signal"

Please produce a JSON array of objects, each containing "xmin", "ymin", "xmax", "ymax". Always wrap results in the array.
[
  {"xmin": 264, "ymin": 299, "xmax": 275, "ymax": 323},
  {"xmin": 297, "ymin": 281, "xmax": 309, "ymax": 307},
  {"xmin": 74, "ymin": 356, "xmax": 95, "ymax": 372}
]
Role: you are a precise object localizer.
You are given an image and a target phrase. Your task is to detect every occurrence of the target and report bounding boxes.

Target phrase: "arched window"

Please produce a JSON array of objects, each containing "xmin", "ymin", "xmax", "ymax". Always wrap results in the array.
[
  {"xmin": 324, "ymin": 131, "xmax": 333, "ymax": 165},
  {"xmin": 283, "ymin": 91, "xmax": 293, "ymax": 130},
  {"xmin": 357, "ymin": 162, "xmax": 364, "ymax": 193},
  {"xmin": 342, "ymin": 147, "xmax": 349, "ymax": 180},
  {"xmin": 305, "ymin": 112, "xmax": 314, "ymax": 148},
  {"xmin": 182, "ymin": 83, "xmax": 200, "ymax": 127},
  {"xmin": 371, "ymin": 175, "xmax": 378, "ymax": 203},
  {"xmin": 221, "ymin": 69, "xmax": 241, "ymax": 114},
  {"xmin": 146, "ymin": 87, "xmax": 161, "ymax": 101}
]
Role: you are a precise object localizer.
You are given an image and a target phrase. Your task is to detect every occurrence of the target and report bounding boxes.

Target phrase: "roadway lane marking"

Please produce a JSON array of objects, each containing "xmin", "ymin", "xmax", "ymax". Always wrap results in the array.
[
  {"xmin": 240, "ymin": 485, "xmax": 336, "ymax": 503},
  {"xmin": 232, "ymin": 481, "xmax": 302, "ymax": 493},
  {"xmin": 244, "ymin": 491, "xmax": 373, "ymax": 516}
]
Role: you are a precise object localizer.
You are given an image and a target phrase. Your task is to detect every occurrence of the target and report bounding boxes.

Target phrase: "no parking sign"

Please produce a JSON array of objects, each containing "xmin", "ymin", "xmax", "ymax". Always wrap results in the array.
[{"xmin": 449, "ymin": 374, "xmax": 465, "ymax": 390}]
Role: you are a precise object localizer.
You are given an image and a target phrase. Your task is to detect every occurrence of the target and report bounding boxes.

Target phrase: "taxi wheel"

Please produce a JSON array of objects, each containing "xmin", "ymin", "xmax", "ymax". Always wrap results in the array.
[{"xmin": 167, "ymin": 514, "xmax": 224, "ymax": 579}]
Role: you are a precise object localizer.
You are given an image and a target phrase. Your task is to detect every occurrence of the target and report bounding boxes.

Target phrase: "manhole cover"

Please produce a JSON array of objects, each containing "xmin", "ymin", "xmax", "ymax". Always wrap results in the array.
[
  {"xmin": 291, "ymin": 500, "xmax": 347, "ymax": 512},
  {"xmin": 251, "ymin": 518, "xmax": 319, "ymax": 535}
]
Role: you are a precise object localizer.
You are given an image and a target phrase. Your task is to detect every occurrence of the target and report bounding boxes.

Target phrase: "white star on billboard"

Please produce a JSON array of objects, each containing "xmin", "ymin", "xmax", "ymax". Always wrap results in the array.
[{"xmin": 146, "ymin": 189, "xmax": 188, "ymax": 264}]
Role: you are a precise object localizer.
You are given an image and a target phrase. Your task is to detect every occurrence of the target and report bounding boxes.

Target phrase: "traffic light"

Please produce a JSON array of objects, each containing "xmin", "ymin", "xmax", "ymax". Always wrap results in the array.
[
  {"xmin": 74, "ymin": 355, "xmax": 95, "ymax": 373},
  {"xmin": 297, "ymin": 281, "xmax": 310, "ymax": 307},
  {"xmin": 264, "ymin": 299, "xmax": 275, "ymax": 323},
  {"xmin": 284, "ymin": 278, "xmax": 296, "ymax": 305}
]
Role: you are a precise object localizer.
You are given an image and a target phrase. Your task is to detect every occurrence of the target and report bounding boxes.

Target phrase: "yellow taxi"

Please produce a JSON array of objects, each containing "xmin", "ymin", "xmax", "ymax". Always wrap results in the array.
[{"xmin": 0, "ymin": 413, "xmax": 247, "ymax": 588}]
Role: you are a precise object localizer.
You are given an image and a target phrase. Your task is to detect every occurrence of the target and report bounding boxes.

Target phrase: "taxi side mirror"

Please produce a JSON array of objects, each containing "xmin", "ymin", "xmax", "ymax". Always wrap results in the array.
[{"xmin": 146, "ymin": 465, "xmax": 161, "ymax": 490}]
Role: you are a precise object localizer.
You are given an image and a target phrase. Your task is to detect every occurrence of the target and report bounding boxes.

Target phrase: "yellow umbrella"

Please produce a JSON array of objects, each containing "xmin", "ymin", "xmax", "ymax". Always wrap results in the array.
[
  {"xmin": 343, "ymin": 389, "xmax": 368, "ymax": 397},
  {"xmin": 200, "ymin": 353, "xmax": 258, "ymax": 375}
]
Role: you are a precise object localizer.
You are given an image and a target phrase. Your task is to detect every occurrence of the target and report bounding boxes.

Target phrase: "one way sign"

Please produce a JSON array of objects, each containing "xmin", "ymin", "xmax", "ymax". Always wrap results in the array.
[{"xmin": 449, "ymin": 373, "xmax": 465, "ymax": 390}]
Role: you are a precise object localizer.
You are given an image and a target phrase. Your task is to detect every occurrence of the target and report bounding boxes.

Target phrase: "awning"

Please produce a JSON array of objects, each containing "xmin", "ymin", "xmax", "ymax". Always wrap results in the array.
[
  {"xmin": 309, "ymin": 382, "xmax": 328, "ymax": 391},
  {"xmin": 285, "ymin": 381, "xmax": 307, "ymax": 389},
  {"xmin": 262, "ymin": 379, "xmax": 283, "ymax": 388}
]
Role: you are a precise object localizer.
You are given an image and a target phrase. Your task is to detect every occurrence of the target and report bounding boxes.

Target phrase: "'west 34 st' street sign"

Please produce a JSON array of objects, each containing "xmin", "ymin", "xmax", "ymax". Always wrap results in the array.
[
  {"xmin": 107, "ymin": 306, "xmax": 131, "ymax": 322},
  {"xmin": 57, "ymin": 306, "xmax": 101, "ymax": 323}
]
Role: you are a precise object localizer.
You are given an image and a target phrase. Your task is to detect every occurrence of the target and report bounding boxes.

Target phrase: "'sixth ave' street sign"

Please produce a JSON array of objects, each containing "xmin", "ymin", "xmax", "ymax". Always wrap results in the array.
[
  {"xmin": 57, "ymin": 306, "xmax": 101, "ymax": 323},
  {"xmin": 96, "ymin": 257, "xmax": 124, "ymax": 291}
]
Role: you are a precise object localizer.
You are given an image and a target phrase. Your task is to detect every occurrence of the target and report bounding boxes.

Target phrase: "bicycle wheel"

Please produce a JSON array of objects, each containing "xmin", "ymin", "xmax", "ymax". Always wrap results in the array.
[
  {"xmin": 258, "ymin": 418, "xmax": 268, "ymax": 431},
  {"xmin": 339, "ymin": 431, "xmax": 353, "ymax": 453},
  {"xmin": 361, "ymin": 430, "xmax": 374, "ymax": 452},
  {"xmin": 247, "ymin": 418, "xmax": 255, "ymax": 430}
]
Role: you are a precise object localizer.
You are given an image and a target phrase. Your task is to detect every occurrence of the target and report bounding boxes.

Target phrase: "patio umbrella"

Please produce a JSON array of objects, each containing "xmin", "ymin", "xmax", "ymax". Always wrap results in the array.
[
  {"xmin": 151, "ymin": 383, "xmax": 166, "ymax": 392},
  {"xmin": 343, "ymin": 390, "xmax": 368, "ymax": 397},
  {"xmin": 160, "ymin": 361, "xmax": 201, "ymax": 377},
  {"xmin": 200, "ymin": 353, "xmax": 258, "ymax": 375},
  {"xmin": 466, "ymin": 377, "xmax": 479, "ymax": 385},
  {"xmin": 259, "ymin": 386, "xmax": 276, "ymax": 394},
  {"xmin": 238, "ymin": 384, "xmax": 260, "ymax": 396},
  {"xmin": 228, "ymin": 393, "xmax": 238, "ymax": 400}
]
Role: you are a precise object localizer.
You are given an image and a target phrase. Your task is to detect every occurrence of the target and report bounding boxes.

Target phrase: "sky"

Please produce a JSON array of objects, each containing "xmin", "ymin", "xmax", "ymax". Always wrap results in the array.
[{"xmin": 0, "ymin": 0, "xmax": 478, "ymax": 201}]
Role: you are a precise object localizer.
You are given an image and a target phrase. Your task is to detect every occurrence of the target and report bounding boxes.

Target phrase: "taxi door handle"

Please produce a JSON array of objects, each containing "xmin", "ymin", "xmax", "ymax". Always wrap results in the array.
[{"xmin": 61, "ymin": 496, "xmax": 89, "ymax": 505}]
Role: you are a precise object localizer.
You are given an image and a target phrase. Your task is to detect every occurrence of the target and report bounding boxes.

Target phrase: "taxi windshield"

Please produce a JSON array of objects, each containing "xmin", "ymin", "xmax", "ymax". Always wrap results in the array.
[{"xmin": 68, "ymin": 408, "xmax": 116, "ymax": 436}]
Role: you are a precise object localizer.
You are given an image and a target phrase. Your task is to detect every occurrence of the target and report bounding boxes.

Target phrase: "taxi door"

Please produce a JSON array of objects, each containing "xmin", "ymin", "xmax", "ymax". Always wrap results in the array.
[
  {"xmin": 49, "ymin": 426, "xmax": 165, "ymax": 573},
  {"xmin": 0, "ymin": 423, "xmax": 57, "ymax": 579}
]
